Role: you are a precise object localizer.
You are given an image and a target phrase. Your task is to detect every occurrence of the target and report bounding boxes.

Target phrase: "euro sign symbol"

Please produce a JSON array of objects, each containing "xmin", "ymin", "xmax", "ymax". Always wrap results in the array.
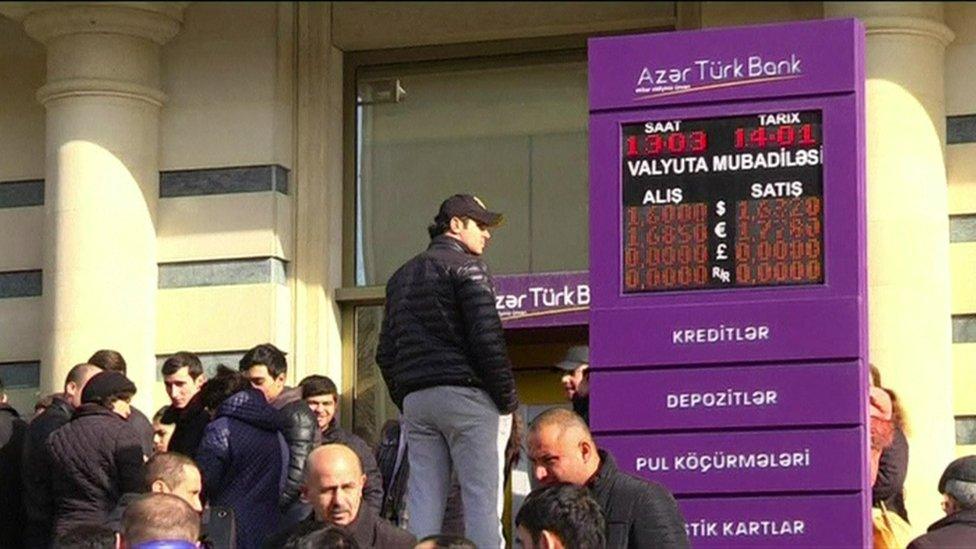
[
  {"xmin": 714, "ymin": 222, "xmax": 727, "ymax": 239},
  {"xmin": 716, "ymin": 200, "xmax": 726, "ymax": 216}
]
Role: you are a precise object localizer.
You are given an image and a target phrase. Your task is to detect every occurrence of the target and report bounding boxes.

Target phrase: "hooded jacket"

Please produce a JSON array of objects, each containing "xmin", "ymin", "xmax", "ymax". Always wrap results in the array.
[
  {"xmin": 376, "ymin": 235, "xmax": 519, "ymax": 414},
  {"xmin": 197, "ymin": 388, "xmax": 288, "ymax": 549},
  {"xmin": 45, "ymin": 404, "xmax": 146, "ymax": 538}
]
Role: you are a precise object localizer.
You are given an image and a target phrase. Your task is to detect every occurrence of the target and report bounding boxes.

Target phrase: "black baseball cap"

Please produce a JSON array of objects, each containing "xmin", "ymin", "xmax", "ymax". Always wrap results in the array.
[
  {"xmin": 554, "ymin": 345, "xmax": 589, "ymax": 372},
  {"xmin": 436, "ymin": 194, "xmax": 503, "ymax": 227}
]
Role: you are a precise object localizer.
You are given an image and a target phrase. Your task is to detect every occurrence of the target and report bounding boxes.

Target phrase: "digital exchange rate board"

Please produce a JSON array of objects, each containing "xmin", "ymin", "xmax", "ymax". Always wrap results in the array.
[{"xmin": 622, "ymin": 110, "xmax": 824, "ymax": 293}]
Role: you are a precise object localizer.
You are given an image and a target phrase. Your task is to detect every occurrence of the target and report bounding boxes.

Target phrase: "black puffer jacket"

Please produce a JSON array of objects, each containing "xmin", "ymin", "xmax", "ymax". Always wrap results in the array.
[
  {"xmin": 45, "ymin": 404, "xmax": 145, "ymax": 537},
  {"xmin": 376, "ymin": 235, "xmax": 519, "ymax": 414},
  {"xmin": 273, "ymin": 386, "xmax": 320, "ymax": 508},
  {"xmin": 22, "ymin": 395, "xmax": 73, "ymax": 548},
  {"xmin": 589, "ymin": 450, "xmax": 690, "ymax": 549}
]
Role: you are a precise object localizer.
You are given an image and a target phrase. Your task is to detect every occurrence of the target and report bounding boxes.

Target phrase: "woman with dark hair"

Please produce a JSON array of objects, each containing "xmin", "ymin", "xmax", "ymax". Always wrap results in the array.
[
  {"xmin": 196, "ymin": 366, "xmax": 288, "ymax": 549},
  {"xmin": 871, "ymin": 364, "xmax": 911, "ymax": 523}
]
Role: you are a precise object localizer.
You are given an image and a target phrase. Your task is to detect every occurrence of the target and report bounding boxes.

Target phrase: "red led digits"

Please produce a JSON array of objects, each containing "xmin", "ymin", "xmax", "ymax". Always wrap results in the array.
[
  {"xmin": 734, "ymin": 197, "xmax": 823, "ymax": 286},
  {"xmin": 625, "ymin": 204, "xmax": 710, "ymax": 291},
  {"xmin": 621, "ymin": 111, "xmax": 824, "ymax": 293},
  {"xmin": 733, "ymin": 123, "xmax": 818, "ymax": 150},
  {"xmin": 625, "ymin": 130, "xmax": 708, "ymax": 157}
]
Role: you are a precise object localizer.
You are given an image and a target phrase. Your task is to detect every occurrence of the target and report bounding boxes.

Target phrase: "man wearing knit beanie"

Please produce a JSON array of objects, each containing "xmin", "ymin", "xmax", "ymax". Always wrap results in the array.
[
  {"xmin": 89, "ymin": 349, "xmax": 155, "ymax": 458},
  {"xmin": 45, "ymin": 371, "xmax": 146, "ymax": 537},
  {"xmin": 81, "ymin": 371, "xmax": 138, "ymax": 418}
]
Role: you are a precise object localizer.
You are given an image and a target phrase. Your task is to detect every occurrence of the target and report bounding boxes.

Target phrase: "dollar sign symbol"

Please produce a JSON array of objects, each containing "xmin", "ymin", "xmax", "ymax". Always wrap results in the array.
[{"xmin": 716, "ymin": 200, "xmax": 726, "ymax": 216}]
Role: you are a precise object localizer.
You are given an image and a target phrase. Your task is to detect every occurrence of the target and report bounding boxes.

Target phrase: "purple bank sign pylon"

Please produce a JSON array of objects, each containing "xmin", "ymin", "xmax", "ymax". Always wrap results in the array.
[{"xmin": 587, "ymin": 19, "xmax": 869, "ymax": 547}]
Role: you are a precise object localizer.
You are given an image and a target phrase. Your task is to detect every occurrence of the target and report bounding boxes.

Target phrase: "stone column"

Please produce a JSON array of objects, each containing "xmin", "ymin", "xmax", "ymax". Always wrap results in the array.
[
  {"xmin": 824, "ymin": 2, "xmax": 955, "ymax": 533},
  {"xmin": 1, "ymin": 3, "xmax": 185, "ymax": 411}
]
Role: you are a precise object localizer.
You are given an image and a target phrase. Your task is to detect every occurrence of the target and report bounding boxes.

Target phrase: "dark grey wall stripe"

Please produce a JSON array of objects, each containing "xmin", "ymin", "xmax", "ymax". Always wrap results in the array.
[
  {"xmin": 948, "ymin": 115, "xmax": 976, "ymax": 145},
  {"xmin": 0, "ymin": 361, "xmax": 40, "ymax": 388},
  {"xmin": 953, "ymin": 315, "xmax": 976, "ymax": 343},
  {"xmin": 156, "ymin": 351, "xmax": 246, "ymax": 381},
  {"xmin": 160, "ymin": 165, "xmax": 289, "ymax": 198},
  {"xmin": 0, "ymin": 180, "xmax": 44, "ymax": 208},
  {"xmin": 0, "ymin": 270, "xmax": 42, "ymax": 298},
  {"xmin": 956, "ymin": 416, "xmax": 976, "ymax": 445},
  {"xmin": 951, "ymin": 215, "xmax": 976, "ymax": 243},
  {"xmin": 158, "ymin": 258, "xmax": 287, "ymax": 288}
]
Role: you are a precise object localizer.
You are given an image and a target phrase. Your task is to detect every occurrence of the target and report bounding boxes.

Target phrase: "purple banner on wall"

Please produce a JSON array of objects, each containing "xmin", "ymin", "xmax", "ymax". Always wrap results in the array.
[
  {"xmin": 679, "ymin": 494, "xmax": 865, "ymax": 547},
  {"xmin": 589, "ymin": 362, "xmax": 861, "ymax": 431},
  {"xmin": 598, "ymin": 428, "xmax": 863, "ymax": 495},
  {"xmin": 494, "ymin": 271, "xmax": 588, "ymax": 329}
]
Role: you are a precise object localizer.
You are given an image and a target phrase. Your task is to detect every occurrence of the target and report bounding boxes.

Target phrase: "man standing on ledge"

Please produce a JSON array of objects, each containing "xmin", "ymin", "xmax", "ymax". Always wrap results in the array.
[
  {"xmin": 376, "ymin": 194, "xmax": 519, "ymax": 549},
  {"xmin": 527, "ymin": 408, "xmax": 689, "ymax": 549}
]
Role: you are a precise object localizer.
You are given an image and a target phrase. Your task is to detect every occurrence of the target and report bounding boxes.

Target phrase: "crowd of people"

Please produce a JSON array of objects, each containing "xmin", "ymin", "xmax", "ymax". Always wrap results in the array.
[
  {"xmin": 1, "ymin": 193, "xmax": 973, "ymax": 548},
  {"xmin": 0, "ymin": 342, "xmax": 673, "ymax": 549},
  {"xmin": 0, "ymin": 195, "xmax": 687, "ymax": 549}
]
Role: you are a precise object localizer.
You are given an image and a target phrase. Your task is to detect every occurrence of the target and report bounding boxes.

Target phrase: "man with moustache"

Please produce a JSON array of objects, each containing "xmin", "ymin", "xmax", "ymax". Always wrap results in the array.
[
  {"xmin": 265, "ymin": 444, "xmax": 415, "ymax": 548},
  {"xmin": 300, "ymin": 374, "xmax": 383, "ymax": 511}
]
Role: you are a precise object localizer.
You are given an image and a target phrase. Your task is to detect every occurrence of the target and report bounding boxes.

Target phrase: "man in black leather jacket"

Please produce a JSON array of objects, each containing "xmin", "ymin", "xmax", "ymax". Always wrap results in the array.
[
  {"xmin": 376, "ymin": 194, "xmax": 519, "ymax": 549},
  {"xmin": 527, "ymin": 408, "xmax": 689, "ymax": 549},
  {"xmin": 239, "ymin": 343, "xmax": 320, "ymax": 528}
]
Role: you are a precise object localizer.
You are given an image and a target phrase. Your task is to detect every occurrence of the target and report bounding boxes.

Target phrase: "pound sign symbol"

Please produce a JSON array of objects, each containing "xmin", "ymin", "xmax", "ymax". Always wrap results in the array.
[{"xmin": 716, "ymin": 243, "xmax": 728, "ymax": 260}]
